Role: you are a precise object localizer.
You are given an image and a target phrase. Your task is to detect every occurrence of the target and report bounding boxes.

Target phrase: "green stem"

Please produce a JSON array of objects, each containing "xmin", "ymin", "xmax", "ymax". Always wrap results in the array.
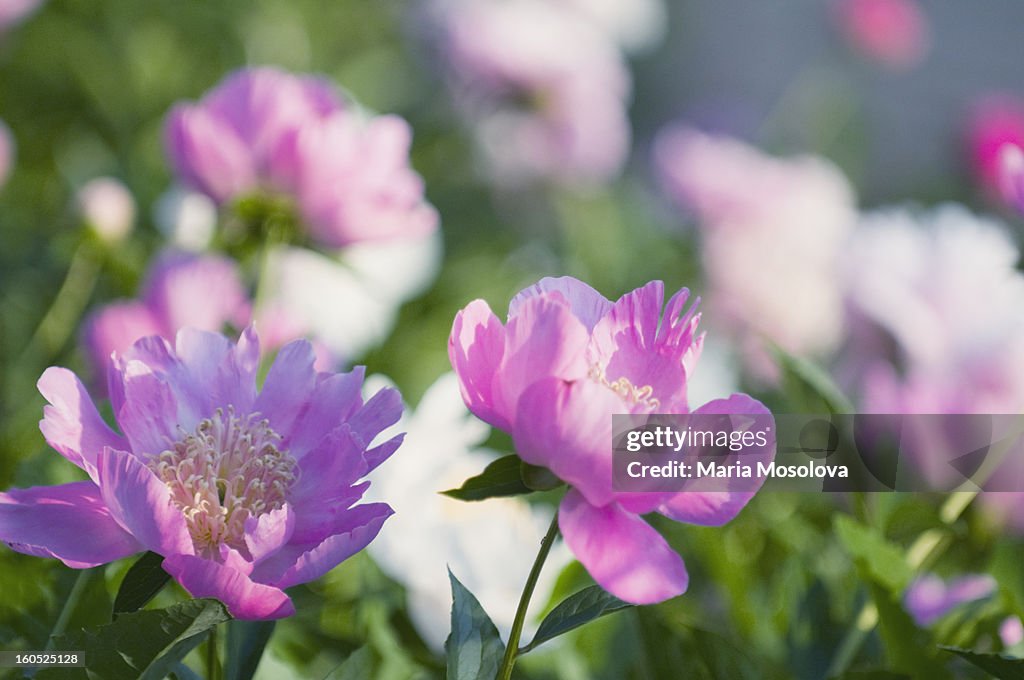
[
  {"xmin": 46, "ymin": 569, "xmax": 92, "ymax": 649},
  {"xmin": 19, "ymin": 241, "xmax": 100, "ymax": 363},
  {"xmin": 496, "ymin": 512, "xmax": 560, "ymax": 680},
  {"xmin": 825, "ymin": 491, "xmax": 978, "ymax": 677},
  {"xmin": 207, "ymin": 625, "xmax": 221, "ymax": 680}
]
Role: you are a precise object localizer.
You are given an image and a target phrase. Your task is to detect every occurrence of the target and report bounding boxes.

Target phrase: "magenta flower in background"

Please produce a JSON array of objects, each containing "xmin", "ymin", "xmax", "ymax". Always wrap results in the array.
[
  {"xmin": 998, "ymin": 144, "xmax": 1024, "ymax": 215},
  {"xmin": 965, "ymin": 94, "xmax": 1024, "ymax": 205},
  {"xmin": 437, "ymin": 0, "xmax": 631, "ymax": 186},
  {"xmin": 0, "ymin": 328, "xmax": 402, "ymax": 619},
  {"xmin": 834, "ymin": 0, "xmax": 929, "ymax": 70},
  {"xmin": 0, "ymin": 119, "xmax": 13, "ymax": 190},
  {"xmin": 449, "ymin": 277, "xmax": 774, "ymax": 604},
  {"xmin": 904, "ymin": 573, "xmax": 996, "ymax": 627},
  {"xmin": 655, "ymin": 127, "xmax": 856, "ymax": 378},
  {"xmin": 83, "ymin": 252, "xmax": 251, "ymax": 382},
  {"xmin": 83, "ymin": 251, "xmax": 334, "ymax": 383},
  {"xmin": 1002, "ymin": 617, "xmax": 1024, "ymax": 648},
  {"xmin": 165, "ymin": 67, "xmax": 438, "ymax": 247}
]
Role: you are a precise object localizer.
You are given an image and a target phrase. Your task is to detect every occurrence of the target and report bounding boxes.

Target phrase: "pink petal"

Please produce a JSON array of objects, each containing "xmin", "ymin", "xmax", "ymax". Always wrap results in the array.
[
  {"xmin": 37, "ymin": 367, "xmax": 127, "ymax": 481},
  {"xmin": 288, "ymin": 426, "xmax": 373, "ymax": 543},
  {"xmin": 81, "ymin": 302, "xmax": 161, "ymax": 384},
  {"xmin": 243, "ymin": 505, "xmax": 295, "ymax": 566},
  {"xmin": 657, "ymin": 394, "xmax": 774, "ymax": 526},
  {"xmin": 164, "ymin": 104, "xmax": 257, "ymax": 203},
  {"xmin": 494, "ymin": 294, "xmax": 590, "ymax": 424},
  {"xmin": 163, "ymin": 554, "xmax": 295, "ymax": 620},
  {"xmin": 96, "ymin": 447, "xmax": 194, "ymax": 557},
  {"xmin": 512, "ymin": 377, "xmax": 621, "ymax": 507},
  {"xmin": 115, "ymin": 359, "xmax": 192, "ymax": 455},
  {"xmin": 559, "ymin": 489, "xmax": 688, "ymax": 604},
  {"xmin": 508, "ymin": 276, "xmax": 612, "ymax": 332},
  {"xmin": 253, "ymin": 339, "xmax": 319, "ymax": 439},
  {"xmin": 0, "ymin": 481, "xmax": 142, "ymax": 568},
  {"xmin": 448, "ymin": 299, "xmax": 509, "ymax": 429},
  {"xmin": 282, "ymin": 368, "xmax": 366, "ymax": 458},
  {"xmin": 252, "ymin": 503, "xmax": 393, "ymax": 589},
  {"xmin": 173, "ymin": 327, "xmax": 259, "ymax": 416},
  {"xmin": 142, "ymin": 252, "xmax": 251, "ymax": 337}
]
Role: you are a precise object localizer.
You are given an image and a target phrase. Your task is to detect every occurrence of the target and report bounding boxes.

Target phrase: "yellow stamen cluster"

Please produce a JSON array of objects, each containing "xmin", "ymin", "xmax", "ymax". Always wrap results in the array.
[{"xmin": 588, "ymin": 364, "xmax": 661, "ymax": 410}]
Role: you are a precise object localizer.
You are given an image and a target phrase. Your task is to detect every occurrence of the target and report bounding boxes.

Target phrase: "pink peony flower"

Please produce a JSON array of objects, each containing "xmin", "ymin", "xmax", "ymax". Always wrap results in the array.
[
  {"xmin": 0, "ymin": 119, "xmax": 13, "ymax": 190},
  {"xmin": 655, "ymin": 127, "xmax": 856, "ymax": 377},
  {"xmin": 904, "ymin": 573, "xmax": 996, "ymax": 627},
  {"xmin": 965, "ymin": 94, "xmax": 1024, "ymax": 204},
  {"xmin": 439, "ymin": 0, "xmax": 631, "ymax": 186},
  {"xmin": 834, "ymin": 0, "xmax": 929, "ymax": 70},
  {"xmin": 83, "ymin": 251, "xmax": 334, "ymax": 384},
  {"xmin": 1002, "ymin": 617, "xmax": 1024, "ymax": 647},
  {"xmin": 165, "ymin": 67, "xmax": 438, "ymax": 247},
  {"xmin": 0, "ymin": 327, "xmax": 403, "ymax": 619},
  {"xmin": 448, "ymin": 277, "xmax": 773, "ymax": 604}
]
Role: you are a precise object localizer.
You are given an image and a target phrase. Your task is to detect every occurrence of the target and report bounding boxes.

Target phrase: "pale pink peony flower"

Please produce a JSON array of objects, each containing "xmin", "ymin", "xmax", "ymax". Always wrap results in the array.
[
  {"xmin": 0, "ymin": 328, "xmax": 403, "ymax": 619},
  {"xmin": 0, "ymin": 119, "xmax": 13, "ymax": 190},
  {"xmin": 904, "ymin": 573, "xmax": 996, "ymax": 627},
  {"xmin": 655, "ymin": 127, "xmax": 856, "ymax": 376},
  {"xmin": 834, "ymin": 0, "xmax": 929, "ymax": 70},
  {"xmin": 449, "ymin": 277, "xmax": 773, "ymax": 604},
  {"xmin": 965, "ymin": 94, "xmax": 1024, "ymax": 205},
  {"xmin": 560, "ymin": 0, "xmax": 666, "ymax": 53},
  {"xmin": 843, "ymin": 205, "xmax": 1024, "ymax": 416},
  {"xmin": 165, "ymin": 67, "xmax": 438, "ymax": 247},
  {"xmin": 439, "ymin": 0, "xmax": 631, "ymax": 186},
  {"xmin": 842, "ymin": 205, "xmax": 1024, "ymax": 528},
  {"xmin": 77, "ymin": 177, "xmax": 136, "ymax": 243}
]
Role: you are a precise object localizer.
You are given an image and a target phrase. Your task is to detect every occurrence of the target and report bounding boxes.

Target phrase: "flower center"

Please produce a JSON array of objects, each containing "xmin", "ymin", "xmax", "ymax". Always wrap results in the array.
[
  {"xmin": 148, "ymin": 406, "xmax": 298, "ymax": 559},
  {"xmin": 588, "ymin": 364, "xmax": 661, "ymax": 410}
]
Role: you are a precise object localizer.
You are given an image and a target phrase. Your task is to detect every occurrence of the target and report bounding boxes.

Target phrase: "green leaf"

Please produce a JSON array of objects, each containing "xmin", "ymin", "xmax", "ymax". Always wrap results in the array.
[
  {"xmin": 829, "ymin": 672, "xmax": 911, "ymax": 680},
  {"xmin": 324, "ymin": 646, "xmax": 374, "ymax": 680},
  {"xmin": 36, "ymin": 598, "xmax": 231, "ymax": 680},
  {"xmin": 112, "ymin": 551, "xmax": 171, "ymax": 616},
  {"xmin": 225, "ymin": 619, "xmax": 275, "ymax": 680},
  {"xmin": 833, "ymin": 515, "xmax": 913, "ymax": 594},
  {"xmin": 441, "ymin": 454, "xmax": 532, "ymax": 502},
  {"xmin": 521, "ymin": 585, "xmax": 631, "ymax": 653},
  {"xmin": 445, "ymin": 569, "xmax": 504, "ymax": 680},
  {"xmin": 868, "ymin": 581, "xmax": 951, "ymax": 679},
  {"xmin": 940, "ymin": 646, "xmax": 1024, "ymax": 679},
  {"xmin": 774, "ymin": 346, "xmax": 854, "ymax": 414}
]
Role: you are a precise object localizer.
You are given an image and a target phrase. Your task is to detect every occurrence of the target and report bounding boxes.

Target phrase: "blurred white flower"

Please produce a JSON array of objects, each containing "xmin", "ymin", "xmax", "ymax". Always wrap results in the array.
[
  {"xmin": 436, "ymin": 0, "xmax": 631, "ymax": 187},
  {"xmin": 153, "ymin": 186, "xmax": 218, "ymax": 252},
  {"xmin": 77, "ymin": 177, "xmax": 135, "ymax": 243},
  {"xmin": 843, "ymin": 204, "xmax": 1024, "ymax": 414},
  {"xmin": 561, "ymin": 0, "xmax": 666, "ymax": 53},
  {"xmin": 258, "ymin": 230, "xmax": 441, "ymax": 364},
  {"xmin": 655, "ymin": 127, "xmax": 857, "ymax": 378},
  {"xmin": 367, "ymin": 373, "xmax": 570, "ymax": 650}
]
